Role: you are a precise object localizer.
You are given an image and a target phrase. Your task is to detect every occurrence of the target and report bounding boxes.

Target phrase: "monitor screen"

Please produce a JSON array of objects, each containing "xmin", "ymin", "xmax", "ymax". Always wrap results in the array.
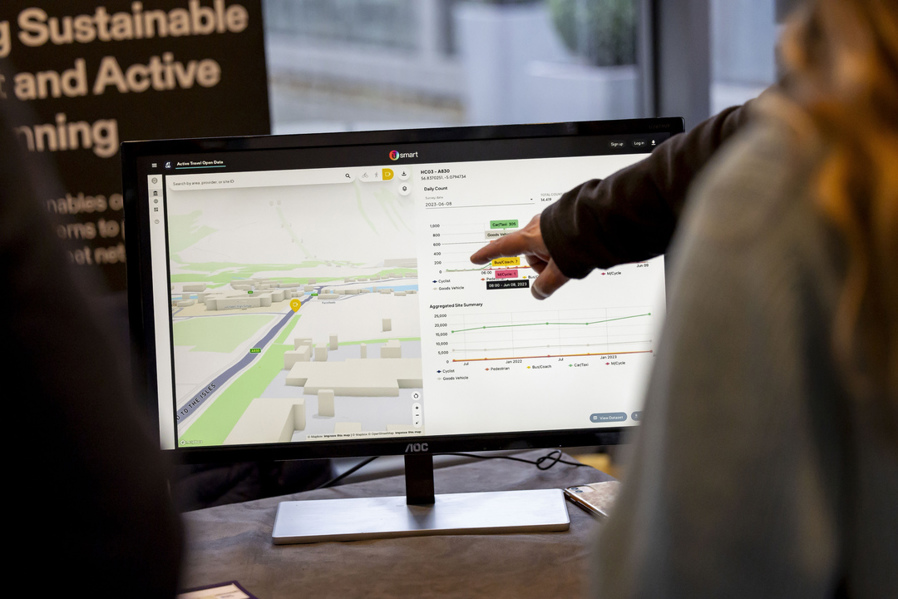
[{"xmin": 123, "ymin": 118, "xmax": 683, "ymax": 463}]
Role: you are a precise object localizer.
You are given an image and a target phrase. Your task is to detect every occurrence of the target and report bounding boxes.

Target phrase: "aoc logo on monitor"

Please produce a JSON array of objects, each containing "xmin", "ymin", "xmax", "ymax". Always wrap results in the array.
[
  {"xmin": 389, "ymin": 150, "xmax": 418, "ymax": 161},
  {"xmin": 405, "ymin": 442, "xmax": 429, "ymax": 453}
]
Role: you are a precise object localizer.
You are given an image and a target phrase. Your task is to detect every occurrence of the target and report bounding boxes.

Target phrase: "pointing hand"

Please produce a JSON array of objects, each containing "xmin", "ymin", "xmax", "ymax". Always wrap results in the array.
[{"xmin": 469, "ymin": 214, "xmax": 569, "ymax": 300}]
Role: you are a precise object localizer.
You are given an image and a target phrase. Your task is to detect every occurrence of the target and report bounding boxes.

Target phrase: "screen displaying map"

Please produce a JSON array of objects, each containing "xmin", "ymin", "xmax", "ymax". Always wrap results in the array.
[{"xmin": 144, "ymin": 141, "xmax": 667, "ymax": 450}]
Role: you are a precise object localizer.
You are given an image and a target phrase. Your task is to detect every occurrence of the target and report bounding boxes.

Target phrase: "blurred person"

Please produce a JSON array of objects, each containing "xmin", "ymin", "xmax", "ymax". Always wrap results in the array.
[
  {"xmin": 473, "ymin": 0, "xmax": 898, "ymax": 595},
  {"xmin": 1, "ymin": 64, "xmax": 182, "ymax": 596}
]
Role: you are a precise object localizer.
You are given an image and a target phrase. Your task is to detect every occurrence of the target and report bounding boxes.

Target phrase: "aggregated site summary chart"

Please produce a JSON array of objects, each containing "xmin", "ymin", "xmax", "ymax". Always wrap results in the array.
[{"xmin": 444, "ymin": 306, "xmax": 657, "ymax": 363}]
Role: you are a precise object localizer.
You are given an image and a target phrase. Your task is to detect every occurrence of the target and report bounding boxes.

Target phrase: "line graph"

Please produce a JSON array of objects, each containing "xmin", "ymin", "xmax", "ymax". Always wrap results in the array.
[
  {"xmin": 450, "ymin": 312, "xmax": 649, "ymax": 334},
  {"xmin": 443, "ymin": 307, "xmax": 656, "ymax": 362},
  {"xmin": 430, "ymin": 218, "xmax": 524, "ymax": 276}
]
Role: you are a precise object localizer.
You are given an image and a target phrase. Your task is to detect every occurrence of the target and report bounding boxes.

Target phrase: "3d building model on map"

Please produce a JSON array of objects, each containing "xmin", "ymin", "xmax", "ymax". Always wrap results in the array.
[
  {"xmin": 284, "ymin": 345, "xmax": 311, "ymax": 368},
  {"xmin": 225, "ymin": 397, "xmax": 306, "ymax": 445},
  {"xmin": 318, "ymin": 389, "xmax": 335, "ymax": 417},
  {"xmin": 381, "ymin": 340, "xmax": 402, "ymax": 358},
  {"xmin": 286, "ymin": 347, "xmax": 422, "ymax": 396},
  {"xmin": 172, "ymin": 271, "xmax": 423, "ymax": 446},
  {"xmin": 226, "ymin": 324, "xmax": 423, "ymax": 444},
  {"xmin": 173, "ymin": 279, "xmax": 308, "ymax": 312}
]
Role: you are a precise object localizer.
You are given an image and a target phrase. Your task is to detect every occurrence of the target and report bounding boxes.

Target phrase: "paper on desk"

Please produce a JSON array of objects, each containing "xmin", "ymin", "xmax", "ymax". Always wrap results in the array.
[{"xmin": 177, "ymin": 581, "xmax": 257, "ymax": 599}]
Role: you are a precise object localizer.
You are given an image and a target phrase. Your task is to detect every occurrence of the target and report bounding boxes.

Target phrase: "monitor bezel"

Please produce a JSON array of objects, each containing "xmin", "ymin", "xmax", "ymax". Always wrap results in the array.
[{"xmin": 123, "ymin": 117, "xmax": 684, "ymax": 464}]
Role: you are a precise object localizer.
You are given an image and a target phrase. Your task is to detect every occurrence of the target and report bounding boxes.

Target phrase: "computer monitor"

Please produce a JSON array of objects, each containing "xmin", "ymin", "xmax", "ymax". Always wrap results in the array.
[{"xmin": 123, "ymin": 117, "xmax": 683, "ymax": 543}]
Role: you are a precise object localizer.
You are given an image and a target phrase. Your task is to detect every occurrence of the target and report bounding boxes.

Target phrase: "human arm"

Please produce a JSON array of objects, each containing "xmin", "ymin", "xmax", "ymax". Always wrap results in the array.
[
  {"xmin": 470, "ymin": 99, "xmax": 758, "ymax": 298},
  {"xmin": 541, "ymin": 99, "xmax": 756, "ymax": 278}
]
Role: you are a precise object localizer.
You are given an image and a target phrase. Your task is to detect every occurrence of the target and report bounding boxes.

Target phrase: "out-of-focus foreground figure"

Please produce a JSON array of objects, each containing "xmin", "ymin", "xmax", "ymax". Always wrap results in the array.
[
  {"xmin": 592, "ymin": 0, "xmax": 898, "ymax": 596},
  {"xmin": 1, "ymin": 68, "xmax": 182, "ymax": 596}
]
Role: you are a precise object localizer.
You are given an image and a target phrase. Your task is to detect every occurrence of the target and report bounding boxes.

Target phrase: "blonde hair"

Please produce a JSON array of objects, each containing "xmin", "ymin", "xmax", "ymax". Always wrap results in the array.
[{"xmin": 777, "ymin": 0, "xmax": 898, "ymax": 441}]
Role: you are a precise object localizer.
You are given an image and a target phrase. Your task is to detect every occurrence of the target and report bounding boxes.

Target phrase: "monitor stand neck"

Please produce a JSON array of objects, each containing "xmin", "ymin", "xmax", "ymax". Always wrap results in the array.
[
  {"xmin": 271, "ymin": 454, "xmax": 571, "ymax": 544},
  {"xmin": 404, "ymin": 454, "xmax": 435, "ymax": 505}
]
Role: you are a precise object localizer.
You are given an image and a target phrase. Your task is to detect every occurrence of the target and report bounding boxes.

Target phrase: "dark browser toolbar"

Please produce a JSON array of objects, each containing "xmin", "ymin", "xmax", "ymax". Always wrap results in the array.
[{"xmin": 140, "ymin": 132, "xmax": 674, "ymax": 176}]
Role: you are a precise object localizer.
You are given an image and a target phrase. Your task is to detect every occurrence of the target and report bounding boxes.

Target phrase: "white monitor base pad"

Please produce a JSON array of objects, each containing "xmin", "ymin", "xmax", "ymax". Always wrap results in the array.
[{"xmin": 272, "ymin": 488, "xmax": 570, "ymax": 544}]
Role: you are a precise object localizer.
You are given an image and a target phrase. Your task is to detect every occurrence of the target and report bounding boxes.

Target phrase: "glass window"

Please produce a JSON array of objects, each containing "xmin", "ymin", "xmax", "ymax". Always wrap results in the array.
[
  {"xmin": 710, "ymin": 0, "xmax": 777, "ymax": 114},
  {"xmin": 264, "ymin": 0, "xmax": 647, "ymax": 134}
]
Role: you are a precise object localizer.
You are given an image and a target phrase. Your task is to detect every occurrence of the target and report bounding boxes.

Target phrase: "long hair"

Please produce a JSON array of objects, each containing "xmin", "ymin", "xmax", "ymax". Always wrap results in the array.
[{"xmin": 777, "ymin": 0, "xmax": 898, "ymax": 443}]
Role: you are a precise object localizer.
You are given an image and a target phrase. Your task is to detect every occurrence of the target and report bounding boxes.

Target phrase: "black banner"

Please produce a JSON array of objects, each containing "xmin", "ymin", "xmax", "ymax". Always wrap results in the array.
[{"xmin": 0, "ymin": 1, "xmax": 270, "ymax": 291}]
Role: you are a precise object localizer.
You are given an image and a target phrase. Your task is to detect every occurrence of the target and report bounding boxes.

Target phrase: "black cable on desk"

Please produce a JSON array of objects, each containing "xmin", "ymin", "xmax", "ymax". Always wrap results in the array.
[
  {"xmin": 444, "ymin": 449, "xmax": 589, "ymax": 470},
  {"xmin": 317, "ymin": 456, "xmax": 379, "ymax": 489},
  {"xmin": 315, "ymin": 449, "xmax": 587, "ymax": 490}
]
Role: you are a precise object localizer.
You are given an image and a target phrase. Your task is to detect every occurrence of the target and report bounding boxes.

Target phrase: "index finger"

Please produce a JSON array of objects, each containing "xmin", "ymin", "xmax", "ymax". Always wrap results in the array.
[{"xmin": 469, "ymin": 231, "xmax": 531, "ymax": 265}]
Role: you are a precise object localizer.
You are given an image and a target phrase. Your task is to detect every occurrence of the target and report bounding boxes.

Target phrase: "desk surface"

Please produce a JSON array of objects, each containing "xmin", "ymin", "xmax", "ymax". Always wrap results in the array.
[{"xmin": 180, "ymin": 451, "xmax": 613, "ymax": 598}]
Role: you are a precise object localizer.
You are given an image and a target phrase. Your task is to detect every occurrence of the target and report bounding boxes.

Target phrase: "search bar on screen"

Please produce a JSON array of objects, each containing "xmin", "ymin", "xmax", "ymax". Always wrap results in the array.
[{"xmin": 167, "ymin": 168, "xmax": 356, "ymax": 191}]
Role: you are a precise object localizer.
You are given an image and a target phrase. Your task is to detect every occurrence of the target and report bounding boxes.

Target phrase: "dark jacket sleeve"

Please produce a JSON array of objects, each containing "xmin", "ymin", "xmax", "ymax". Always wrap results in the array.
[{"xmin": 540, "ymin": 101, "xmax": 756, "ymax": 277}]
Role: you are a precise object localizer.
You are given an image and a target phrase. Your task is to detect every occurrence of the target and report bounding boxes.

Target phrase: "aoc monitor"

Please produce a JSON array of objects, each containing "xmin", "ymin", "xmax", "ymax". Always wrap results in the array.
[{"xmin": 123, "ymin": 117, "xmax": 683, "ymax": 542}]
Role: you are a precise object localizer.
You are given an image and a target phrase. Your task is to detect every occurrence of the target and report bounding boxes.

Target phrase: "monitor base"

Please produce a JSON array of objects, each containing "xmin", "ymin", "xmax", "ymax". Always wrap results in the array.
[{"xmin": 272, "ymin": 488, "xmax": 570, "ymax": 544}]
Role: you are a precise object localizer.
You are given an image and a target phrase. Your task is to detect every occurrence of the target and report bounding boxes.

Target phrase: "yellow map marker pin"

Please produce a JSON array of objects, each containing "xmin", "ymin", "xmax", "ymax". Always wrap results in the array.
[{"xmin": 290, "ymin": 298, "xmax": 301, "ymax": 312}]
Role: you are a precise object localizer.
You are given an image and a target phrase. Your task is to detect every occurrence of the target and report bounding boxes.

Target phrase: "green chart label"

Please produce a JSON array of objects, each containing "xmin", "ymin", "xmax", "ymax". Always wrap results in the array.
[{"xmin": 490, "ymin": 219, "xmax": 518, "ymax": 230}]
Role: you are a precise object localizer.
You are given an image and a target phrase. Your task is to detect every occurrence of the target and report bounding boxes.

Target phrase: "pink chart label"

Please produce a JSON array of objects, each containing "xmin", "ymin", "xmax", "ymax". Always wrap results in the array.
[{"xmin": 495, "ymin": 269, "xmax": 518, "ymax": 279}]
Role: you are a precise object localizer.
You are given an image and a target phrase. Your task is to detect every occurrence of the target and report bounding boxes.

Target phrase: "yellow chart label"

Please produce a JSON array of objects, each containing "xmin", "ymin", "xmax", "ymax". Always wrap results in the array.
[{"xmin": 491, "ymin": 257, "xmax": 521, "ymax": 267}]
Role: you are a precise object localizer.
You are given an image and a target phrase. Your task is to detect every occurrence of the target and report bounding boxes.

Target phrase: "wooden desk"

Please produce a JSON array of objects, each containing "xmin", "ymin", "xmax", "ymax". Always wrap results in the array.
[{"xmin": 180, "ymin": 451, "xmax": 613, "ymax": 598}]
